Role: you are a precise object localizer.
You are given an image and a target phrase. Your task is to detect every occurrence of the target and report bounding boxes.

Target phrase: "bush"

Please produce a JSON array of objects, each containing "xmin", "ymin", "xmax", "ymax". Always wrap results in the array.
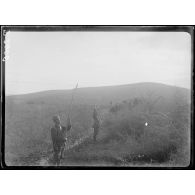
[{"xmin": 100, "ymin": 98, "xmax": 190, "ymax": 165}]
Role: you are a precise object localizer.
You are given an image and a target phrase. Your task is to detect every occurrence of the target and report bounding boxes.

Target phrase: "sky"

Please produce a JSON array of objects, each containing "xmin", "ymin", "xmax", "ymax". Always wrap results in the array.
[{"xmin": 5, "ymin": 31, "xmax": 191, "ymax": 95}]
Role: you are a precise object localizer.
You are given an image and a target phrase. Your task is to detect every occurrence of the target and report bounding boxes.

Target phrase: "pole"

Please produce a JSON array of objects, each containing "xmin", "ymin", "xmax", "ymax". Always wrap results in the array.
[
  {"xmin": 60, "ymin": 83, "xmax": 78, "ymax": 162},
  {"xmin": 68, "ymin": 83, "xmax": 78, "ymax": 117}
]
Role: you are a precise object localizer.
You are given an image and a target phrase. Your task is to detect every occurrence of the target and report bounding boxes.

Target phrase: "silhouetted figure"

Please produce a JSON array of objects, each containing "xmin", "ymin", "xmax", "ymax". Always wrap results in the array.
[
  {"xmin": 51, "ymin": 115, "xmax": 71, "ymax": 165},
  {"xmin": 92, "ymin": 106, "xmax": 100, "ymax": 142}
]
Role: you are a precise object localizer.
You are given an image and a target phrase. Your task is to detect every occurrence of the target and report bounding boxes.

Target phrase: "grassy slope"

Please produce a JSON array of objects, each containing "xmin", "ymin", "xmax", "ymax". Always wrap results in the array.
[{"xmin": 5, "ymin": 82, "xmax": 191, "ymax": 166}]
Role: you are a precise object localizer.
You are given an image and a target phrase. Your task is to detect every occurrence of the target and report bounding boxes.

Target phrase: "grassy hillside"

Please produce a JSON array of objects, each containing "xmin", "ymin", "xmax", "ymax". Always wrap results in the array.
[
  {"xmin": 6, "ymin": 82, "xmax": 190, "ymax": 105},
  {"xmin": 5, "ymin": 82, "xmax": 191, "ymax": 166}
]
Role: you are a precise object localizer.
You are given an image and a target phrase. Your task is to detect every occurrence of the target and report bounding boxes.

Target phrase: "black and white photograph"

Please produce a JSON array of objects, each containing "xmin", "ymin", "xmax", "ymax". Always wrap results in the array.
[{"xmin": 1, "ymin": 26, "xmax": 193, "ymax": 168}]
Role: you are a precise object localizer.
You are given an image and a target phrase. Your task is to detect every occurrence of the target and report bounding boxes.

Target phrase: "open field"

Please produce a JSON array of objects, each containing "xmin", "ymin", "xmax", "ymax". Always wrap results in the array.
[{"xmin": 5, "ymin": 82, "xmax": 191, "ymax": 166}]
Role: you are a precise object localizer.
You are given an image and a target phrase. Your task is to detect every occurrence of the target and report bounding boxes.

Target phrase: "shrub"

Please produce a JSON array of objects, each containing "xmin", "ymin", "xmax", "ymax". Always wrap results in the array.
[{"xmin": 100, "ymin": 98, "xmax": 190, "ymax": 165}]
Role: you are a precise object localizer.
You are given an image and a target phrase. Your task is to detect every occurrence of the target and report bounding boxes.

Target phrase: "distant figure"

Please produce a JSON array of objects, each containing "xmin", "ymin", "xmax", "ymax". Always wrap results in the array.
[
  {"xmin": 92, "ymin": 106, "xmax": 100, "ymax": 142},
  {"xmin": 51, "ymin": 115, "xmax": 71, "ymax": 165}
]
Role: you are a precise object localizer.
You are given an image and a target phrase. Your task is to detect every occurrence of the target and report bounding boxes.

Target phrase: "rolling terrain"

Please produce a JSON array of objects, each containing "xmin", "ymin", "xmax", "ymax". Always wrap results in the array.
[{"xmin": 5, "ymin": 82, "xmax": 191, "ymax": 166}]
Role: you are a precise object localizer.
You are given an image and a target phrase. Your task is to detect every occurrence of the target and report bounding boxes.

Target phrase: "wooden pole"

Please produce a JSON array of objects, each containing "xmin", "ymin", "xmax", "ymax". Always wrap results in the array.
[{"xmin": 68, "ymin": 83, "xmax": 78, "ymax": 118}]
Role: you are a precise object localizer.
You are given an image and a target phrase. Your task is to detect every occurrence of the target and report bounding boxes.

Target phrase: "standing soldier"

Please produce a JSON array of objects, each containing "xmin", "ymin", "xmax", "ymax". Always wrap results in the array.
[
  {"xmin": 92, "ymin": 106, "xmax": 101, "ymax": 142},
  {"xmin": 51, "ymin": 115, "xmax": 71, "ymax": 165}
]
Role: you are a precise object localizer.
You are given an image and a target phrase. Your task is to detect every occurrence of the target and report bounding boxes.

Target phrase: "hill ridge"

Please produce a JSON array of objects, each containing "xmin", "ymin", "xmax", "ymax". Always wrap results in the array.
[{"xmin": 7, "ymin": 82, "xmax": 189, "ymax": 97}]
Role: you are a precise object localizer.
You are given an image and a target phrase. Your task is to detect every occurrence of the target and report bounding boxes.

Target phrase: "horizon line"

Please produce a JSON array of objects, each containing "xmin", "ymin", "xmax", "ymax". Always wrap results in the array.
[{"xmin": 6, "ymin": 81, "xmax": 190, "ymax": 97}]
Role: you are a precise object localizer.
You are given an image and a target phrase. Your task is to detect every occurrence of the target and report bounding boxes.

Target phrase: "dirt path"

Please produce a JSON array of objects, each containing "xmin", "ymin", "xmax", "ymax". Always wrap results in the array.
[{"xmin": 37, "ymin": 134, "xmax": 93, "ymax": 166}]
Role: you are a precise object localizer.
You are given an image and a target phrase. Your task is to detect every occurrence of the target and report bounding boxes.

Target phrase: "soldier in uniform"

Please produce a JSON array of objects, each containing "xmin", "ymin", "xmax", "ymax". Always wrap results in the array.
[
  {"xmin": 51, "ymin": 115, "xmax": 71, "ymax": 165},
  {"xmin": 92, "ymin": 106, "xmax": 101, "ymax": 142}
]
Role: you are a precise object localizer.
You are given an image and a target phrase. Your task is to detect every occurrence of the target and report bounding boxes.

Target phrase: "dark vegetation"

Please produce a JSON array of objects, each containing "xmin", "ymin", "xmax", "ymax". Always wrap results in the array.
[{"xmin": 5, "ymin": 82, "xmax": 191, "ymax": 166}]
